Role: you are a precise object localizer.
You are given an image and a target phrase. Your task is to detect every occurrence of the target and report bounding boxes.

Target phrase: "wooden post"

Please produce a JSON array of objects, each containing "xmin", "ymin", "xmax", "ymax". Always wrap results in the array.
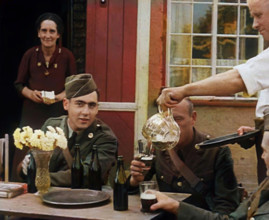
[{"xmin": 4, "ymin": 134, "xmax": 9, "ymax": 182}]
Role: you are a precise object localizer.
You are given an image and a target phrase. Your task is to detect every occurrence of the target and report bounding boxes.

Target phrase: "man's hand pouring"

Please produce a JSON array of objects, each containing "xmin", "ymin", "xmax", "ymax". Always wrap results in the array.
[{"xmin": 157, "ymin": 87, "xmax": 185, "ymax": 108}]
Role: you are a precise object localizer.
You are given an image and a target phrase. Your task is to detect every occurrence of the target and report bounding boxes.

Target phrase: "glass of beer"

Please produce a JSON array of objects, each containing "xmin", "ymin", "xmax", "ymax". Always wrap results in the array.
[
  {"xmin": 139, "ymin": 181, "xmax": 158, "ymax": 212},
  {"xmin": 136, "ymin": 139, "xmax": 154, "ymax": 174}
]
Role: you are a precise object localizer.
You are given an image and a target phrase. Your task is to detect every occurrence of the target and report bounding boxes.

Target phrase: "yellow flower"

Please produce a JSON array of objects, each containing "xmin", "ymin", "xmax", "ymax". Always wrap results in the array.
[
  {"xmin": 13, "ymin": 125, "xmax": 67, "ymax": 151},
  {"xmin": 55, "ymin": 127, "xmax": 67, "ymax": 149},
  {"xmin": 55, "ymin": 127, "xmax": 64, "ymax": 135},
  {"xmin": 29, "ymin": 129, "xmax": 45, "ymax": 149},
  {"xmin": 20, "ymin": 126, "xmax": 33, "ymax": 146},
  {"xmin": 40, "ymin": 135, "xmax": 55, "ymax": 151},
  {"xmin": 47, "ymin": 126, "xmax": 56, "ymax": 133},
  {"xmin": 44, "ymin": 130, "xmax": 58, "ymax": 150},
  {"xmin": 13, "ymin": 128, "xmax": 23, "ymax": 150}
]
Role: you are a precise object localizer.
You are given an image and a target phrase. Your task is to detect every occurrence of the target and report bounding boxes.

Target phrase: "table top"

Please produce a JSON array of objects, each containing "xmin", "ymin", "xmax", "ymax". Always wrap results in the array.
[{"xmin": 0, "ymin": 186, "xmax": 190, "ymax": 220}]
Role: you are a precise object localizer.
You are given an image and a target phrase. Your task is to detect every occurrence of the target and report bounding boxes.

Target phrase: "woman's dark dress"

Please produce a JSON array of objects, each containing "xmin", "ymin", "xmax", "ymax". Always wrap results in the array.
[{"xmin": 12, "ymin": 45, "xmax": 77, "ymax": 181}]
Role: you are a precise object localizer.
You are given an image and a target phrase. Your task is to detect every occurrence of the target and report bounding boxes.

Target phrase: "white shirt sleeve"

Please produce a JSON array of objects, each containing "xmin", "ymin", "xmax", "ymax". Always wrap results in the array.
[
  {"xmin": 234, "ymin": 47, "xmax": 269, "ymax": 96},
  {"xmin": 256, "ymin": 89, "xmax": 269, "ymax": 117}
]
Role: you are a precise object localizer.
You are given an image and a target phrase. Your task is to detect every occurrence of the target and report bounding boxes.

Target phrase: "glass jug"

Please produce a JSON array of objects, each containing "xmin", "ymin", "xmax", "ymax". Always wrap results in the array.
[{"xmin": 142, "ymin": 106, "xmax": 180, "ymax": 151}]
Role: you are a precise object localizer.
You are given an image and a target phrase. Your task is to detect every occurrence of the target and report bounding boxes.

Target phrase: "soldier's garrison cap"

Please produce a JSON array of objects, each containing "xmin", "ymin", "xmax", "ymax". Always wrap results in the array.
[{"xmin": 65, "ymin": 73, "xmax": 97, "ymax": 99}]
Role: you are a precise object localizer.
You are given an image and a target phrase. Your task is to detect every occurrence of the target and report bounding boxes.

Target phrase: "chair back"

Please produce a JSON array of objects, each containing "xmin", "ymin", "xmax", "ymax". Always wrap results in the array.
[{"xmin": 0, "ymin": 134, "xmax": 9, "ymax": 182}]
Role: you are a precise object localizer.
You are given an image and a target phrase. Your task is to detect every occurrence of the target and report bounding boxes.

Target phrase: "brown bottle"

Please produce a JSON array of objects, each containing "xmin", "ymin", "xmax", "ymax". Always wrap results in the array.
[
  {"xmin": 71, "ymin": 144, "xmax": 84, "ymax": 188},
  {"xmin": 113, "ymin": 155, "xmax": 128, "ymax": 211},
  {"xmin": 88, "ymin": 146, "xmax": 102, "ymax": 190}
]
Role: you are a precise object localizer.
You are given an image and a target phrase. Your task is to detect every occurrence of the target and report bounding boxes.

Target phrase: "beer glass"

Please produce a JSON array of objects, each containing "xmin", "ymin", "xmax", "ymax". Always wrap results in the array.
[
  {"xmin": 135, "ymin": 139, "xmax": 154, "ymax": 174},
  {"xmin": 139, "ymin": 181, "xmax": 158, "ymax": 212}
]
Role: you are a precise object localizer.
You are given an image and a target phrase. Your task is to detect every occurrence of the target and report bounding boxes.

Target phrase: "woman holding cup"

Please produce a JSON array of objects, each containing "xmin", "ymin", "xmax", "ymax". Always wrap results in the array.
[{"xmin": 14, "ymin": 12, "xmax": 77, "ymax": 129}]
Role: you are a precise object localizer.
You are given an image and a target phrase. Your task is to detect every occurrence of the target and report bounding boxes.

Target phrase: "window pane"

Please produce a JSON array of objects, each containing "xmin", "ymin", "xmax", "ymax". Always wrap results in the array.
[
  {"xmin": 170, "ymin": 35, "xmax": 191, "ymax": 65},
  {"xmin": 239, "ymin": 38, "xmax": 259, "ymax": 60},
  {"xmin": 216, "ymin": 67, "xmax": 232, "ymax": 74},
  {"xmin": 240, "ymin": 6, "xmax": 258, "ymax": 35},
  {"xmin": 217, "ymin": 59, "xmax": 237, "ymax": 67},
  {"xmin": 217, "ymin": 37, "xmax": 236, "ymax": 59},
  {"xmin": 173, "ymin": 0, "xmax": 213, "ymax": 2},
  {"xmin": 171, "ymin": 3, "xmax": 192, "ymax": 33},
  {"xmin": 218, "ymin": 6, "xmax": 237, "ymax": 34},
  {"xmin": 193, "ymin": 36, "xmax": 212, "ymax": 63},
  {"xmin": 194, "ymin": 0, "xmax": 213, "ymax": 2},
  {"xmin": 219, "ymin": 0, "xmax": 237, "ymax": 2},
  {"xmin": 216, "ymin": 59, "xmax": 237, "ymax": 66},
  {"xmin": 192, "ymin": 68, "xmax": 211, "ymax": 82},
  {"xmin": 193, "ymin": 4, "xmax": 212, "ymax": 33},
  {"xmin": 170, "ymin": 67, "xmax": 190, "ymax": 87}
]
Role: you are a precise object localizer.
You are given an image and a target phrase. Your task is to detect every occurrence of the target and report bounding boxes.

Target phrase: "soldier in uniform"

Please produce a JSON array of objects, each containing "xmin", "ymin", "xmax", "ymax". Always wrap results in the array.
[
  {"xmin": 19, "ymin": 73, "xmax": 118, "ymax": 187},
  {"xmin": 128, "ymin": 98, "xmax": 240, "ymax": 214},
  {"xmin": 149, "ymin": 120, "xmax": 269, "ymax": 220}
]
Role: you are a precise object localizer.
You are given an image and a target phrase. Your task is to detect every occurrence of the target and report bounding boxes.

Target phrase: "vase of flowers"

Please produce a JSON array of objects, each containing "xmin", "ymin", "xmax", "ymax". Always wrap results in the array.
[
  {"xmin": 31, "ymin": 149, "xmax": 52, "ymax": 194},
  {"xmin": 13, "ymin": 126, "xmax": 67, "ymax": 195}
]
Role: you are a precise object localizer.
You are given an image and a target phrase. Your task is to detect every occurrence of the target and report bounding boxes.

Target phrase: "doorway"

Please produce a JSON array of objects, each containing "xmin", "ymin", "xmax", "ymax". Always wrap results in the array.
[{"xmin": 0, "ymin": 0, "xmax": 72, "ymax": 180}]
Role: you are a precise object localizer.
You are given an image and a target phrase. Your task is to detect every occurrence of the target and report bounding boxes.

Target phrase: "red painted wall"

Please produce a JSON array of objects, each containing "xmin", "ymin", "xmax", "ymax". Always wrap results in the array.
[
  {"xmin": 98, "ymin": 111, "xmax": 135, "ymax": 162},
  {"xmin": 86, "ymin": 0, "xmax": 137, "ymax": 102},
  {"xmin": 148, "ymin": 0, "xmax": 167, "ymax": 116},
  {"xmin": 85, "ymin": 0, "xmax": 138, "ymax": 162}
]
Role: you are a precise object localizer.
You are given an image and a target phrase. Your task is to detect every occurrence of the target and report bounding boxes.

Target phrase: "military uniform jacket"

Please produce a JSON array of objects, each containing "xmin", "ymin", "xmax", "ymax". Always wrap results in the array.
[
  {"xmin": 144, "ymin": 128, "xmax": 240, "ymax": 214},
  {"xmin": 41, "ymin": 115, "xmax": 118, "ymax": 187},
  {"xmin": 177, "ymin": 177, "xmax": 269, "ymax": 220}
]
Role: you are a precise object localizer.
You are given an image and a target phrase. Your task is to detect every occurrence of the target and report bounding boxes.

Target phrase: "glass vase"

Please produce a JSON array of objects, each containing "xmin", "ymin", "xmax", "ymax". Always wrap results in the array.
[{"xmin": 31, "ymin": 149, "xmax": 53, "ymax": 195}]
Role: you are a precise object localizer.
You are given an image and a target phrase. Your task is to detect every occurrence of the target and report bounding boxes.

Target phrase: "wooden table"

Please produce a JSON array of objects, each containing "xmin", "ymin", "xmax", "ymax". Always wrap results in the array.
[{"xmin": 0, "ymin": 187, "xmax": 190, "ymax": 220}]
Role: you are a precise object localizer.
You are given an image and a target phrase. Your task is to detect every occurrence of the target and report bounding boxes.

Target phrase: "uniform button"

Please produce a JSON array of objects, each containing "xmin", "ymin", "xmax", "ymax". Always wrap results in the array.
[
  {"xmin": 250, "ymin": 217, "xmax": 255, "ymax": 220},
  {"xmin": 177, "ymin": 182, "xmax": 182, "ymax": 187},
  {"xmin": 248, "ymin": 207, "xmax": 251, "ymax": 210},
  {"xmin": 88, "ymin": 133, "xmax": 94, "ymax": 138},
  {"xmin": 97, "ymin": 124, "xmax": 101, "ymax": 127},
  {"xmin": 160, "ymin": 176, "xmax": 164, "ymax": 180}
]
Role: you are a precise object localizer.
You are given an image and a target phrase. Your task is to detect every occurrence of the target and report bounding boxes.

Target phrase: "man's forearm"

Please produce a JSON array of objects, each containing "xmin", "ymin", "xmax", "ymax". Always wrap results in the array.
[
  {"xmin": 157, "ymin": 69, "xmax": 247, "ymax": 107},
  {"xmin": 181, "ymin": 69, "xmax": 247, "ymax": 97}
]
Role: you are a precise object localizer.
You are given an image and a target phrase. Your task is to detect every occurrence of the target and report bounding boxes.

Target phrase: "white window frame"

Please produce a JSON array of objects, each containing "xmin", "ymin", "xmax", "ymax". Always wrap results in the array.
[{"xmin": 166, "ymin": 0, "xmax": 264, "ymax": 101}]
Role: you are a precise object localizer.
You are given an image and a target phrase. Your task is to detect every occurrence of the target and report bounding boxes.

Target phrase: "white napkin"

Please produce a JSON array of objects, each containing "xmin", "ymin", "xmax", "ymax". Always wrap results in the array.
[{"xmin": 41, "ymin": 91, "xmax": 55, "ymax": 99}]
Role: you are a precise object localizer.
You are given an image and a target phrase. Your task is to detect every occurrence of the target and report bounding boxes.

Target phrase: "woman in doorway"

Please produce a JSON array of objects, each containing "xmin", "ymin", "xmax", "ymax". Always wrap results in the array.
[
  {"xmin": 13, "ymin": 12, "xmax": 77, "ymax": 181},
  {"xmin": 14, "ymin": 12, "xmax": 77, "ymax": 129}
]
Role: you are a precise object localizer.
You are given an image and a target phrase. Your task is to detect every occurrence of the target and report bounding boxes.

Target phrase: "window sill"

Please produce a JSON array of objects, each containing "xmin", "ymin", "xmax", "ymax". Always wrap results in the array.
[{"xmin": 191, "ymin": 97, "xmax": 257, "ymax": 107}]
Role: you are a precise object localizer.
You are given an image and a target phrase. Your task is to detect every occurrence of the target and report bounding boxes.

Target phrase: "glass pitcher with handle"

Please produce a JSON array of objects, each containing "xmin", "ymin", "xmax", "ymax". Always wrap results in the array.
[{"xmin": 142, "ymin": 105, "xmax": 180, "ymax": 151}]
